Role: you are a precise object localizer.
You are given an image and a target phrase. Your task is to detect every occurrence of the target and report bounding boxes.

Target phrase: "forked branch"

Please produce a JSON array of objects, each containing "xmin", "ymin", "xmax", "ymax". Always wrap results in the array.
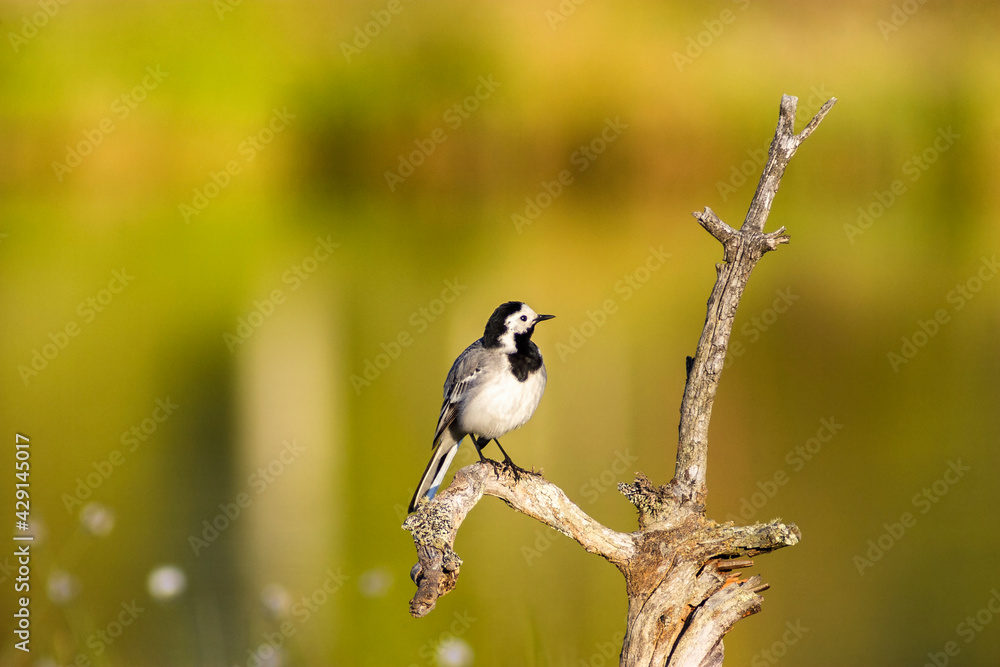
[{"xmin": 673, "ymin": 94, "xmax": 837, "ymax": 508}]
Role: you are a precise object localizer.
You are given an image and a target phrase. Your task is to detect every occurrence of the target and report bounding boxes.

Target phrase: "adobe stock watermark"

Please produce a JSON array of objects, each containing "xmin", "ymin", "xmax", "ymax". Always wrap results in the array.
[
  {"xmin": 189, "ymin": 439, "xmax": 306, "ymax": 556},
  {"xmin": 223, "ymin": 236, "xmax": 339, "ymax": 352},
  {"xmin": 350, "ymin": 278, "xmax": 466, "ymax": 394},
  {"xmin": 0, "ymin": 555, "xmax": 17, "ymax": 586},
  {"xmin": 715, "ymin": 85, "xmax": 833, "ymax": 202},
  {"xmin": 579, "ymin": 449, "xmax": 639, "ymax": 504},
  {"xmin": 8, "ymin": 0, "xmax": 72, "ymax": 54},
  {"xmin": 52, "ymin": 65, "xmax": 168, "ymax": 182},
  {"xmin": 555, "ymin": 246, "xmax": 670, "ymax": 362},
  {"xmin": 843, "ymin": 126, "xmax": 959, "ymax": 244},
  {"xmin": 179, "ymin": 107, "xmax": 295, "ymax": 223},
  {"xmin": 18, "ymin": 268, "xmax": 135, "ymax": 385},
  {"xmin": 725, "ymin": 417, "xmax": 843, "ymax": 523},
  {"xmin": 384, "ymin": 75, "xmax": 501, "ymax": 191},
  {"xmin": 750, "ymin": 620, "xmax": 809, "ymax": 667},
  {"xmin": 878, "ymin": 0, "xmax": 928, "ymax": 41},
  {"xmin": 578, "ymin": 629, "xmax": 626, "ymax": 667},
  {"xmin": 339, "ymin": 0, "xmax": 413, "ymax": 62},
  {"xmin": 237, "ymin": 566, "xmax": 350, "ymax": 667},
  {"xmin": 853, "ymin": 459, "xmax": 969, "ymax": 575},
  {"xmin": 545, "ymin": 0, "xmax": 589, "ymax": 30},
  {"xmin": 512, "ymin": 116, "xmax": 628, "ymax": 233},
  {"xmin": 521, "ymin": 526, "xmax": 563, "ymax": 566},
  {"xmin": 61, "ymin": 397, "xmax": 179, "ymax": 513},
  {"xmin": 60, "ymin": 598, "xmax": 145, "ymax": 665},
  {"xmin": 672, "ymin": 0, "xmax": 752, "ymax": 73},
  {"xmin": 214, "ymin": 0, "xmax": 243, "ymax": 20},
  {"xmin": 920, "ymin": 586, "xmax": 1000, "ymax": 667},
  {"xmin": 521, "ymin": 449, "xmax": 638, "ymax": 566},
  {"xmin": 723, "ymin": 287, "xmax": 798, "ymax": 369},
  {"xmin": 887, "ymin": 255, "xmax": 998, "ymax": 373}
]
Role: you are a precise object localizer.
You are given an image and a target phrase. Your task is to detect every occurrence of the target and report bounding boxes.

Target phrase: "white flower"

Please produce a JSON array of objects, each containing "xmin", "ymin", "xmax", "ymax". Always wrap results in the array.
[
  {"xmin": 47, "ymin": 570, "xmax": 81, "ymax": 605},
  {"xmin": 437, "ymin": 637, "xmax": 474, "ymax": 667},
  {"xmin": 148, "ymin": 565, "xmax": 187, "ymax": 601},
  {"xmin": 261, "ymin": 584, "xmax": 292, "ymax": 618},
  {"xmin": 79, "ymin": 503, "xmax": 115, "ymax": 537},
  {"xmin": 358, "ymin": 567, "xmax": 393, "ymax": 598}
]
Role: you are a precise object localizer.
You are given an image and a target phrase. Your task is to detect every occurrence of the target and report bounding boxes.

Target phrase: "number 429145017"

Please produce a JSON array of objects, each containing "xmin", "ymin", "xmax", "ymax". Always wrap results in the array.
[{"xmin": 15, "ymin": 434, "xmax": 29, "ymax": 527}]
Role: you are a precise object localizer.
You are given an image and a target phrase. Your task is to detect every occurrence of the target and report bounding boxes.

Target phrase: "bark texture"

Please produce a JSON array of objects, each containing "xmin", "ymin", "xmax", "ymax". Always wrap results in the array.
[{"xmin": 403, "ymin": 94, "xmax": 836, "ymax": 666}]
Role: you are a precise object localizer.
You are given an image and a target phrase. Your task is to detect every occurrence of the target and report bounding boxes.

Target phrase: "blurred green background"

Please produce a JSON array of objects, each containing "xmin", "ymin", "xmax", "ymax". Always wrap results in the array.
[{"xmin": 2, "ymin": 0, "xmax": 999, "ymax": 665}]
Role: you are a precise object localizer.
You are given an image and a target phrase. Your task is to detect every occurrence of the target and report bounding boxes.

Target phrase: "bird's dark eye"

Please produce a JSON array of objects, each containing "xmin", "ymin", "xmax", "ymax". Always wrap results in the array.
[{"xmin": 521, "ymin": 315, "xmax": 527, "ymax": 321}]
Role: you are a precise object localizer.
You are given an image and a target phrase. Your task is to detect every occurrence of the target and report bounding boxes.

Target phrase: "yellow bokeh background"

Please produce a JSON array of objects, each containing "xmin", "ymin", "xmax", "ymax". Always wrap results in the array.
[{"xmin": 2, "ymin": 1, "xmax": 999, "ymax": 665}]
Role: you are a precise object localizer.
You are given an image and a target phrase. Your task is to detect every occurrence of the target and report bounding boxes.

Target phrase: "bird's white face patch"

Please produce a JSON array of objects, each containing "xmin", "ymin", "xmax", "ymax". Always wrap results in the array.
[
  {"xmin": 497, "ymin": 304, "xmax": 540, "ymax": 351},
  {"xmin": 506, "ymin": 304, "xmax": 539, "ymax": 335}
]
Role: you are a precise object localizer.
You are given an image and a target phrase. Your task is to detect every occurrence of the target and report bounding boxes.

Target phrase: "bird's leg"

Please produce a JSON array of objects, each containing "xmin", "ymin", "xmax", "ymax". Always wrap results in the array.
[
  {"xmin": 474, "ymin": 436, "xmax": 531, "ymax": 482},
  {"xmin": 491, "ymin": 438, "xmax": 530, "ymax": 482},
  {"xmin": 491, "ymin": 438, "xmax": 515, "ymax": 465},
  {"xmin": 472, "ymin": 436, "xmax": 490, "ymax": 463}
]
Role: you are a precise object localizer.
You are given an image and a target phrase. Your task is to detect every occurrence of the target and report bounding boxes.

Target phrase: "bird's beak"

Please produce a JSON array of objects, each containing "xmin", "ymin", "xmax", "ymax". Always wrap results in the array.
[{"xmin": 535, "ymin": 314, "xmax": 556, "ymax": 323}]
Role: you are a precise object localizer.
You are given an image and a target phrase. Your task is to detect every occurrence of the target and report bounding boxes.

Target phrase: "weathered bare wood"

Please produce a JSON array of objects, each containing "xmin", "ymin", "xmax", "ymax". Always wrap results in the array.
[
  {"xmin": 674, "ymin": 94, "xmax": 837, "ymax": 507},
  {"xmin": 403, "ymin": 461, "xmax": 635, "ymax": 617},
  {"xmin": 403, "ymin": 94, "xmax": 835, "ymax": 665}
]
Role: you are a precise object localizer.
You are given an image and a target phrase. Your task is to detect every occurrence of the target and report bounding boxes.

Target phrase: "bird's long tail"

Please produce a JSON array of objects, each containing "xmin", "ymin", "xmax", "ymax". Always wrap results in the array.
[{"xmin": 409, "ymin": 426, "xmax": 464, "ymax": 512}]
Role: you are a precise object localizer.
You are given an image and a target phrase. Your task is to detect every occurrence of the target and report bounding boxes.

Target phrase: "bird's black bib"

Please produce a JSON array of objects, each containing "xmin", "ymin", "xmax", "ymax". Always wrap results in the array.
[{"xmin": 508, "ymin": 332, "xmax": 543, "ymax": 382}]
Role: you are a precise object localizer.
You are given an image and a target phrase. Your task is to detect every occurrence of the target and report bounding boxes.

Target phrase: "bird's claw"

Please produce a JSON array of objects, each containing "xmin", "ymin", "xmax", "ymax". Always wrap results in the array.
[{"xmin": 498, "ymin": 456, "xmax": 537, "ymax": 485}]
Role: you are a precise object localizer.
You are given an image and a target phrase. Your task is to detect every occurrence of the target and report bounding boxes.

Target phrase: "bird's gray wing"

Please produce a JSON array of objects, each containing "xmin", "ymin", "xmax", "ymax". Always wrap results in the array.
[{"xmin": 431, "ymin": 340, "xmax": 486, "ymax": 445}]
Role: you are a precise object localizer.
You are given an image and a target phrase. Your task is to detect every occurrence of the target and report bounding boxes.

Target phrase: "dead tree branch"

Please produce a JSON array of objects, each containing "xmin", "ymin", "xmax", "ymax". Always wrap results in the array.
[
  {"xmin": 674, "ymin": 94, "xmax": 837, "ymax": 508},
  {"xmin": 403, "ymin": 462, "xmax": 635, "ymax": 618},
  {"xmin": 403, "ymin": 94, "xmax": 835, "ymax": 666}
]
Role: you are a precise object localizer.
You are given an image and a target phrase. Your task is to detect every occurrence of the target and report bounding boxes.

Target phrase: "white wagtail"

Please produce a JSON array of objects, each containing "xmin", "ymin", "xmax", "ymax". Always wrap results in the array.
[{"xmin": 409, "ymin": 301, "xmax": 555, "ymax": 512}]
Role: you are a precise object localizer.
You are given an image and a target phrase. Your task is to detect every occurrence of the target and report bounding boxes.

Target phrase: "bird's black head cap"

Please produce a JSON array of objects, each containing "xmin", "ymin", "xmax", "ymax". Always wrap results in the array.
[{"xmin": 482, "ymin": 301, "xmax": 526, "ymax": 348}]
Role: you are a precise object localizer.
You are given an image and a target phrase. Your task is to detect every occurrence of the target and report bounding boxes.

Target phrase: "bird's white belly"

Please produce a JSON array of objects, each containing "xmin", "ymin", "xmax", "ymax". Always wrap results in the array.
[{"xmin": 459, "ymin": 368, "xmax": 546, "ymax": 439}]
